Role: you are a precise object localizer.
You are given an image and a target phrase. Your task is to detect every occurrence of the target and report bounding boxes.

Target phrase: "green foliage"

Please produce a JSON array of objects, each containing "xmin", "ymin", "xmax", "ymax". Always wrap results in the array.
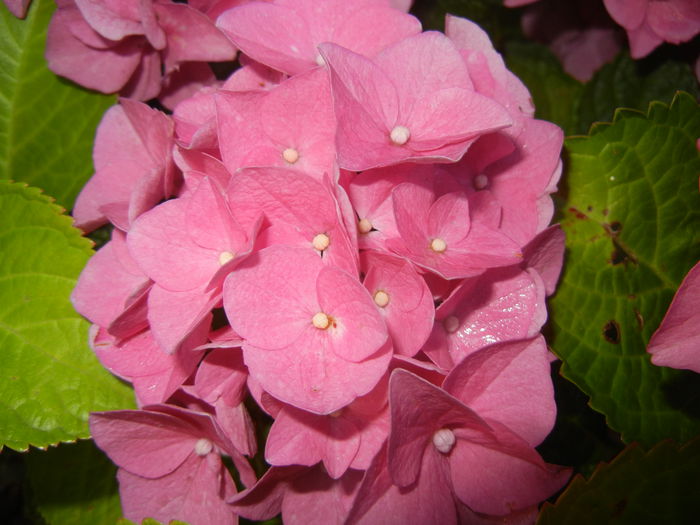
[
  {"xmin": 0, "ymin": 181, "xmax": 135, "ymax": 451},
  {"xmin": 0, "ymin": 0, "xmax": 114, "ymax": 209},
  {"xmin": 575, "ymin": 54, "xmax": 700, "ymax": 135},
  {"xmin": 411, "ymin": 0, "xmax": 521, "ymax": 44},
  {"xmin": 538, "ymin": 439, "xmax": 700, "ymax": 524},
  {"xmin": 549, "ymin": 92, "xmax": 700, "ymax": 447},
  {"xmin": 25, "ymin": 439, "xmax": 122, "ymax": 524},
  {"xmin": 504, "ymin": 41, "xmax": 584, "ymax": 135}
]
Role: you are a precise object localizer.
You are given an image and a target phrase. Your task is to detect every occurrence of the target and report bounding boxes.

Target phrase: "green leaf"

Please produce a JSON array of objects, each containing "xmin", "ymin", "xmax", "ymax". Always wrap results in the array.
[
  {"xmin": 538, "ymin": 439, "xmax": 700, "ymax": 524},
  {"xmin": 412, "ymin": 0, "xmax": 521, "ymax": 44},
  {"xmin": 549, "ymin": 92, "xmax": 700, "ymax": 446},
  {"xmin": 575, "ymin": 54, "xmax": 700, "ymax": 136},
  {"xmin": 0, "ymin": 181, "xmax": 135, "ymax": 451},
  {"xmin": 0, "ymin": 0, "xmax": 114, "ymax": 209},
  {"xmin": 504, "ymin": 41, "xmax": 584, "ymax": 135},
  {"xmin": 25, "ymin": 439, "xmax": 122, "ymax": 525}
]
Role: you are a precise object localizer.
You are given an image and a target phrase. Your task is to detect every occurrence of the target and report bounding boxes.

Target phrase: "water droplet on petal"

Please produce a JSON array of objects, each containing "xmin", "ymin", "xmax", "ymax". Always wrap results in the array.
[
  {"xmin": 194, "ymin": 438, "xmax": 213, "ymax": 456},
  {"xmin": 390, "ymin": 125, "xmax": 410, "ymax": 145},
  {"xmin": 432, "ymin": 428, "xmax": 455, "ymax": 454},
  {"xmin": 312, "ymin": 233, "xmax": 330, "ymax": 251},
  {"xmin": 312, "ymin": 312, "xmax": 330, "ymax": 329},
  {"xmin": 358, "ymin": 218, "xmax": 373, "ymax": 234},
  {"xmin": 374, "ymin": 290, "xmax": 390, "ymax": 308},
  {"xmin": 443, "ymin": 315, "xmax": 459, "ymax": 333},
  {"xmin": 218, "ymin": 251, "xmax": 235, "ymax": 266},
  {"xmin": 283, "ymin": 147, "xmax": 299, "ymax": 164},
  {"xmin": 431, "ymin": 238, "xmax": 447, "ymax": 253}
]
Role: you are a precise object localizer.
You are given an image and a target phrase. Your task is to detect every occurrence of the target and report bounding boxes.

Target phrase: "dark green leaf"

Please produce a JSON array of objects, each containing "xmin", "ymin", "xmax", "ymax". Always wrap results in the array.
[
  {"xmin": 504, "ymin": 41, "xmax": 584, "ymax": 135},
  {"xmin": 25, "ymin": 439, "xmax": 121, "ymax": 525},
  {"xmin": 538, "ymin": 439, "xmax": 700, "ymax": 524},
  {"xmin": 550, "ymin": 92, "xmax": 700, "ymax": 446},
  {"xmin": 575, "ymin": 53, "xmax": 700, "ymax": 135}
]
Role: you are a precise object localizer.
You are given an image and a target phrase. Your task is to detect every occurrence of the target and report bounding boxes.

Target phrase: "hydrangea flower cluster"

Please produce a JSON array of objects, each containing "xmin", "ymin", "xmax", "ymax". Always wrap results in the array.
[
  {"xmin": 504, "ymin": 0, "xmax": 700, "ymax": 82},
  {"xmin": 67, "ymin": 1, "xmax": 571, "ymax": 523}
]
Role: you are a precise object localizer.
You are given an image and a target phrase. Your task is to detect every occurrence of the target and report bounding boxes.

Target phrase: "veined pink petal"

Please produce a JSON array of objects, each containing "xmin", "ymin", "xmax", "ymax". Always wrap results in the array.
[
  {"xmin": 223, "ymin": 245, "xmax": 323, "ymax": 350},
  {"xmin": 443, "ymin": 336, "xmax": 556, "ymax": 447},
  {"xmin": 155, "ymin": 2, "xmax": 235, "ymax": 74},
  {"xmin": 74, "ymin": 0, "xmax": 144, "ymax": 41},
  {"xmin": 362, "ymin": 251, "xmax": 434, "ymax": 356},
  {"xmin": 46, "ymin": 7, "xmax": 141, "ymax": 95},
  {"xmin": 317, "ymin": 265, "xmax": 388, "ymax": 363},
  {"xmin": 118, "ymin": 453, "xmax": 237, "ymax": 525}
]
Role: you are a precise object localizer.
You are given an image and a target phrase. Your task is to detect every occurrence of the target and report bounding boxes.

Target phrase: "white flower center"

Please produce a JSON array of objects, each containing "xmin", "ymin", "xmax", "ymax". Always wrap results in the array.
[
  {"xmin": 474, "ymin": 173, "xmax": 488, "ymax": 190},
  {"xmin": 312, "ymin": 233, "xmax": 330, "ymax": 251},
  {"xmin": 218, "ymin": 251, "xmax": 235, "ymax": 266},
  {"xmin": 390, "ymin": 125, "xmax": 410, "ymax": 145},
  {"xmin": 358, "ymin": 218, "xmax": 373, "ymax": 234},
  {"xmin": 283, "ymin": 147, "xmax": 300, "ymax": 164},
  {"xmin": 194, "ymin": 438, "xmax": 213, "ymax": 456},
  {"xmin": 312, "ymin": 312, "xmax": 330, "ymax": 329},
  {"xmin": 373, "ymin": 290, "xmax": 390, "ymax": 308},
  {"xmin": 430, "ymin": 238, "xmax": 447, "ymax": 253},
  {"xmin": 432, "ymin": 428, "xmax": 456, "ymax": 454},
  {"xmin": 443, "ymin": 315, "xmax": 459, "ymax": 333}
]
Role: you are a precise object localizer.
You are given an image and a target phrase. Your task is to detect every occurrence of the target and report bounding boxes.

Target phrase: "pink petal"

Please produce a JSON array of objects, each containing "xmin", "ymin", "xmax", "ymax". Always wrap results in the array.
[
  {"xmin": 449, "ymin": 432, "xmax": 570, "ymax": 515},
  {"xmin": 118, "ymin": 453, "xmax": 236, "ymax": 525},
  {"xmin": 242, "ymin": 335, "xmax": 391, "ymax": 415},
  {"xmin": 3, "ymin": 0, "xmax": 31, "ymax": 18},
  {"xmin": 317, "ymin": 265, "xmax": 388, "ymax": 363},
  {"xmin": 362, "ymin": 251, "xmax": 434, "ymax": 356},
  {"xmin": 648, "ymin": 261, "xmax": 700, "ymax": 373},
  {"xmin": 443, "ymin": 336, "xmax": 556, "ymax": 447},
  {"xmin": 387, "ymin": 369, "xmax": 491, "ymax": 487},
  {"xmin": 223, "ymin": 245, "xmax": 322, "ymax": 350},
  {"xmin": 90, "ymin": 410, "xmax": 202, "ymax": 478},
  {"xmin": 155, "ymin": 2, "xmax": 235, "ymax": 73},
  {"xmin": 45, "ymin": 6, "xmax": 141, "ymax": 94}
]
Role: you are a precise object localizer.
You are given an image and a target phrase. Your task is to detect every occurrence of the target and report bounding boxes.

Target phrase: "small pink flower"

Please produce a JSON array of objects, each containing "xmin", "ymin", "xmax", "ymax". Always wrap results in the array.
[
  {"xmin": 320, "ymin": 32, "xmax": 513, "ymax": 170},
  {"xmin": 224, "ymin": 245, "xmax": 390, "ymax": 414}
]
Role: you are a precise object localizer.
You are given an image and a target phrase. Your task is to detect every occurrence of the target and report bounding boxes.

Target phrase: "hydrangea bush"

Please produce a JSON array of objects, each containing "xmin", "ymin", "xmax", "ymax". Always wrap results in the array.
[{"xmin": 0, "ymin": 0, "xmax": 699, "ymax": 524}]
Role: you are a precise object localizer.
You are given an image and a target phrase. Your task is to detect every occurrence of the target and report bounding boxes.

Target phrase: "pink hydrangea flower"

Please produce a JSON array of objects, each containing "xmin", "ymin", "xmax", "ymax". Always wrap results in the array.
[
  {"xmin": 90, "ymin": 405, "xmax": 247, "ymax": 525},
  {"xmin": 320, "ymin": 32, "xmax": 513, "ymax": 170},
  {"xmin": 45, "ymin": 0, "xmax": 235, "ymax": 103},
  {"xmin": 216, "ymin": 0, "xmax": 421, "ymax": 76},
  {"xmin": 604, "ymin": 0, "xmax": 700, "ymax": 58},
  {"xmin": 224, "ymin": 245, "xmax": 391, "ymax": 414}
]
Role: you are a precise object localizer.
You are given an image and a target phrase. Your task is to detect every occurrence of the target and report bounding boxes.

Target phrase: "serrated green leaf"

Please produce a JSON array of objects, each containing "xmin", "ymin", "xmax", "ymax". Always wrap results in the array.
[
  {"xmin": 538, "ymin": 439, "xmax": 700, "ymax": 524},
  {"xmin": 25, "ymin": 439, "xmax": 122, "ymax": 525},
  {"xmin": 550, "ymin": 92, "xmax": 700, "ymax": 446},
  {"xmin": 0, "ymin": 181, "xmax": 135, "ymax": 451},
  {"xmin": 575, "ymin": 54, "xmax": 700, "ymax": 136},
  {"xmin": 0, "ymin": 0, "xmax": 114, "ymax": 209},
  {"xmin": 504, "ymin": 41, "xmax": 584, "ymax": 135}
]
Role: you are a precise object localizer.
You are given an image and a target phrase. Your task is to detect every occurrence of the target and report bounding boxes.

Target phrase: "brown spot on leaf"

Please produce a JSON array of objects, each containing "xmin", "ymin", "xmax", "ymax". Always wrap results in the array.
[
  {"xmin": 634, "ymin": 309, "xmax": 644, "ymax": 330},
  {"xmin": 568, "ymin": 207, "xmax": 589, "ymax": 220},
  {"xmin": 603, "ymin": 320, "xmax": 621, "ymax": 344}
]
